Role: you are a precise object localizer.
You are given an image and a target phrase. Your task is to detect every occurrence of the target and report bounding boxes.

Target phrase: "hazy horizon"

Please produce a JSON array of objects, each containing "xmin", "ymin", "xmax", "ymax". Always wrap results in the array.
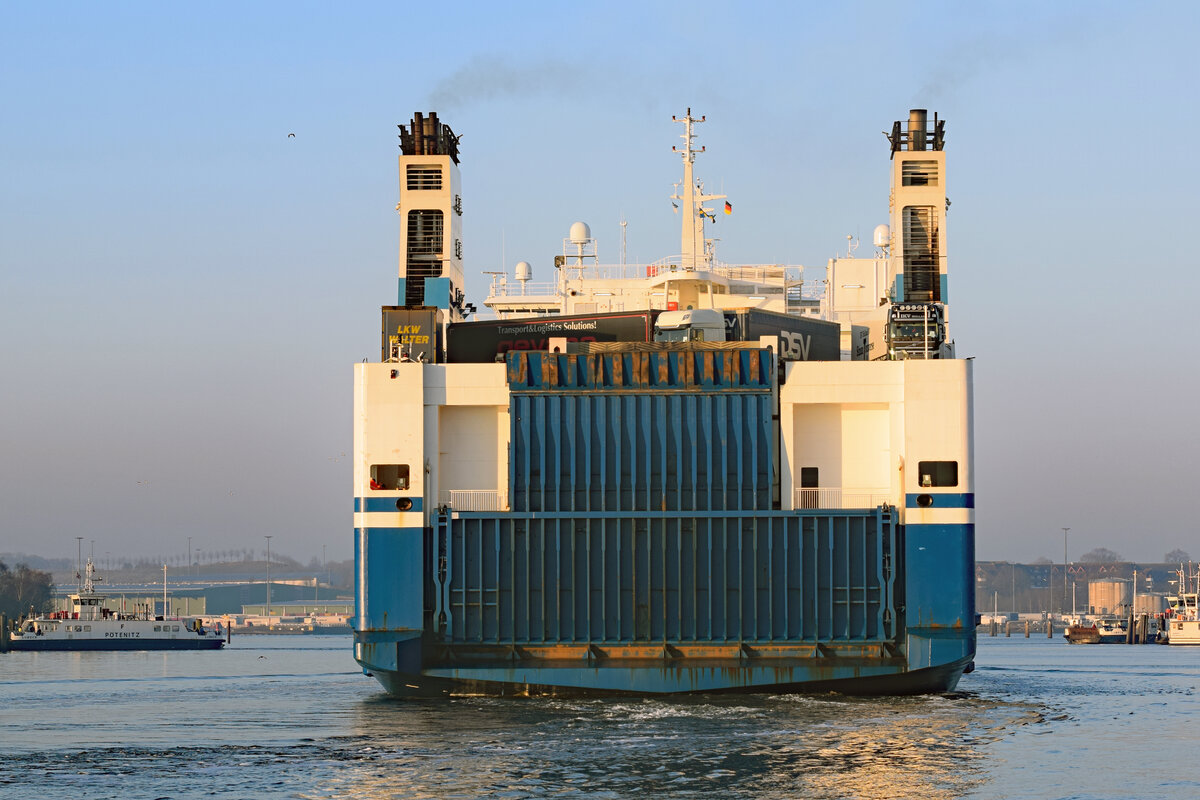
[{"xmin": 3, "ymin": 2, "xmax": 1197, "ymax": 565}]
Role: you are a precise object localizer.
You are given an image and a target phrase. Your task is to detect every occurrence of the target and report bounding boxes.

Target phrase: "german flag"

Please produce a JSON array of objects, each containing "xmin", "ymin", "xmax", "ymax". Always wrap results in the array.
[{"xmin": 724, "ymin": 201, "xmax": 732, "ymax": 215}]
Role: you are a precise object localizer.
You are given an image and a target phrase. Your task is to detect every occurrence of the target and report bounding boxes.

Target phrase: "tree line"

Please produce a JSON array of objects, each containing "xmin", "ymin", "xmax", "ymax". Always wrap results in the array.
[
  {"xmin": 1033, "ymin": 548, "xmax": 1191, "ymax": 564},
  {"xmin": 0, "ymin": 561, "xmax": 54, "ymax": 619}
]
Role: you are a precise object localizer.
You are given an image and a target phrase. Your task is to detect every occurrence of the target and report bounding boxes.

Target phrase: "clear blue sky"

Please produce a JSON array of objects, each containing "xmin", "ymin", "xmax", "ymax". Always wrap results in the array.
[{"xmin": 2, "ymin": 2, "xmax": 1197, "ymax": 565}]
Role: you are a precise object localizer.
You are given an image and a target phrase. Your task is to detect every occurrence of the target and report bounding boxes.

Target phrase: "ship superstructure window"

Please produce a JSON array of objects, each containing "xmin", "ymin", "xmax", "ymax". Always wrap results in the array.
[
  {"xmin": 902, "ymin": 160, "xmax": 939, "ymax": 186},
  {"xmin": 917, "ymin": 460, "xmax": 958, "ymax": 487},
  {"xmin": 405, "ymin": 210, "xmax": 444, "ymax": 306},
  {"xmin": 902, "ymin": 206, "xmax": 939, "ymax": 302},
  {"xmin": 799, "ymin": 467, "xmax": 819, "ymax": 509},
  {"xmin": 406, "ymin": 165, "xmax": 442, "ymax": 190},
  {"xmin": 371, "ymin": 464, "xmax": 410, "ymax": 490}
]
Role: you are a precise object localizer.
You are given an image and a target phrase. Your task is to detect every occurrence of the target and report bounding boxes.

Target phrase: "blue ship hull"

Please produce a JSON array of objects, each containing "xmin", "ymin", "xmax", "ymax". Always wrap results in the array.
[
  {"xmin": 9, "ymin": 638, "xmax": 225, "ymax": 651},
  {"xmin": 360, "ymin": 650, "xmax": 973, "ymax": 698}
]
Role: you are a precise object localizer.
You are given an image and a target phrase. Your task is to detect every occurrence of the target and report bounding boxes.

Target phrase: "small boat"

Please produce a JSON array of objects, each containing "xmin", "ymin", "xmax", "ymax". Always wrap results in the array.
[
  {"xmin": 7, "ymin": 559, "xmax": 224, "ymax": 651},
  {"xmin": 1164, "ymin": 565, "xmax": 1200, "ymax": 645},
  {"xmin": 1064, "ymin": 619, "xmax": 1102, "ymax": 644},
  {"xmin": 1091, "ymin": 615, "xmax": 1129, "ymax": 644}
]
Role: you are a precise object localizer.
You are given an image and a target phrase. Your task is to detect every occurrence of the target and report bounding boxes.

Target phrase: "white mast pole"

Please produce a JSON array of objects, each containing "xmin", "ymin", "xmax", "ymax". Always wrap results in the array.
[
  {"xmin": 75, "ymin": 537, "xmax": 83, "ymax": 592},
  {"xmin": 672, "ymin": 109, "xmax": 726, "ymax": 274}
]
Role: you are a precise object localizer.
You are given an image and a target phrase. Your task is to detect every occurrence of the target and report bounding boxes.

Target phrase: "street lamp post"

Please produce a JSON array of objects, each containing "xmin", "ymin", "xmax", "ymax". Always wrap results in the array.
[
  {"xmin": 265, "ymin": 535, "xmax": 273, "ymax": 618},
  {"xmin": 1062, "ymin": 527, "xmax": 1070, "ymax": 616},
  {"xmin": 187, "ymin": 536, "xmax": 192, "ymax": 578}
]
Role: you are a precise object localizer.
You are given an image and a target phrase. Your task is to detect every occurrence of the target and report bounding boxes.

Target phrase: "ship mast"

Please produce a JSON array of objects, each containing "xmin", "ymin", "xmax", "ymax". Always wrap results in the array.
[{"xmin": 672, "ymin": 108, "xmax": 725, "ymax": 270}]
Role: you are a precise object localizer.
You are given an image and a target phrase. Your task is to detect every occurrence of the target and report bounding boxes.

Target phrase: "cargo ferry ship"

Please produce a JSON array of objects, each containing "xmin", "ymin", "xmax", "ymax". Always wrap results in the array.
[{"xmin": 353, "ymin": 109, "xmax": 974, "ymax": 695}]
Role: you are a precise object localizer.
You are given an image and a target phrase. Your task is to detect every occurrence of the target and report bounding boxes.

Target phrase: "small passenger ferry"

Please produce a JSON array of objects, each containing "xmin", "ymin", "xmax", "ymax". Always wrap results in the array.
[{"xmin": 8, "ymin": 559, "xmax": 225, "ymax": 651}]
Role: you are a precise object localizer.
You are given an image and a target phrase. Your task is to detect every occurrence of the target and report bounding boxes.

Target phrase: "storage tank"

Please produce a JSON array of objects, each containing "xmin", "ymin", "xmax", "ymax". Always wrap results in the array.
[
  {"xmin": 1133, "ymin": 593, "xmax": 1167, "ymax": 616},
  {"xmin": 1089, "ymin": 579, "xmax": 1131, "ymax": 614}
]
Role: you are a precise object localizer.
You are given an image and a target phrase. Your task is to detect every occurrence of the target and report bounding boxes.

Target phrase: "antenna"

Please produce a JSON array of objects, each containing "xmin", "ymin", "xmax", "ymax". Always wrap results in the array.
[
  {"xmin": 620, "ymin": 217, "xmax": 628, "ymax": 266},
  {"xmin": 482, "ymin": 270, "xmax": 506, "ymax": 299}
]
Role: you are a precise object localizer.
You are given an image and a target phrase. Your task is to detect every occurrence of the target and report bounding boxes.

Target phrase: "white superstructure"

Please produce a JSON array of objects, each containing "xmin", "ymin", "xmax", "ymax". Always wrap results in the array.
[
  {"xmin": 481, "ymin": 109, "xmax": 952, "ymax": 367},
  {"xmin": 484, "ymin": 108, "xmax": 818, "ymax": 321}
]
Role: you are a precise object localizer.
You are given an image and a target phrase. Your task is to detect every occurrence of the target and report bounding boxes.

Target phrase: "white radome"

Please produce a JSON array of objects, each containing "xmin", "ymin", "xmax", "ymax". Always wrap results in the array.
[{"xmin": 568, "ymin": 221, "xmax": 591, "ymax": 244}]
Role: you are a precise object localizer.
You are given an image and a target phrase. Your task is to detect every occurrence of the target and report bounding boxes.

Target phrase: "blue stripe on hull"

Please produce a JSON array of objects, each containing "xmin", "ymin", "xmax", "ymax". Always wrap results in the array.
[
  {"xmin": 8, "ymin": 639, "xmax": 224, "ymax": 651},
  {"xmin": 903, "ymin": 492, "xmax": 974, "ymax": 508},
  {"xmin": 355, "ymin": 496, "xmax": 424, "ymax": 512}
]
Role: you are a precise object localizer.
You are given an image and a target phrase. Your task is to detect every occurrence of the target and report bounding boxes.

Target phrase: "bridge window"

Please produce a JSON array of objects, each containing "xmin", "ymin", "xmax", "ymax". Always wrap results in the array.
[
  {"xmin": 370, "ymin": 464, "xmax": 410, "ymax": 490},
  {"xmin": 917, "ymin": 460, "xmax": 958, "ymax": 487}
]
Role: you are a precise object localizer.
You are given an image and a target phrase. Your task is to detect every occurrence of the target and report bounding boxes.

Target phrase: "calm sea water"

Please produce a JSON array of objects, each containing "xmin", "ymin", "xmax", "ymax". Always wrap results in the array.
[{"xmin": 1, "ymin": 634, "xmax": 1197, "ymax": 799}]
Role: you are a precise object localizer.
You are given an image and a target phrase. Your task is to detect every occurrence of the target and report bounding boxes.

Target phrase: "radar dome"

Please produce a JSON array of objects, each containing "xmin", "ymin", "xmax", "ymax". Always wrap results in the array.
[
  {"xmin": 514, "ymin": 261, "xmax": 532, "ymax": 281},
  {"xmin": 569, "ymin": 221, "xmax": 591, "ymax": 244},
  {"xmin": 873, "ymin": 224, "xmax": 891, "ymax": 247}
]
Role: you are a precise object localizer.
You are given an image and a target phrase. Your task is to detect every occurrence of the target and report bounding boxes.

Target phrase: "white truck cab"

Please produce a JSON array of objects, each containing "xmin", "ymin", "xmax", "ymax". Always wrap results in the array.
[{"xmin": 653, "ymin": 309, "xmax": 727, "ymax": 343}]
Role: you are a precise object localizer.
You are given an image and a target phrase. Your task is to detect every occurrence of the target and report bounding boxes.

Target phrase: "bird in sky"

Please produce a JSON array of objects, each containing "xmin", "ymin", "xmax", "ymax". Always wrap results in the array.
[{"xmin": 288, "ymin": 133, "xmax": 295, "ymax": 138}]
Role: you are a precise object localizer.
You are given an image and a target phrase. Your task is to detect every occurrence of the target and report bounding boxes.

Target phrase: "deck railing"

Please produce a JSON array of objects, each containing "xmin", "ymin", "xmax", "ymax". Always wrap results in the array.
[
  {"xmin": 793, "ymin": 488, "xmax": 891, "ymax": 510},
  {"xmin": 439, "ymin": 490, "xmax": 510, "ymax": 512},
  {"xmin": 441, "ymin": 489, "xmax": 887, "ymax": 512}
]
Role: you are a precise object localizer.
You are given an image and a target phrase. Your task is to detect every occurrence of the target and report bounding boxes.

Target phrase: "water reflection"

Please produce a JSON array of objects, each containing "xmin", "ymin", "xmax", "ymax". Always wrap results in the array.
[{"xmin": 326, "ymin": 691, "xmax": 1049, "ymax": 799}]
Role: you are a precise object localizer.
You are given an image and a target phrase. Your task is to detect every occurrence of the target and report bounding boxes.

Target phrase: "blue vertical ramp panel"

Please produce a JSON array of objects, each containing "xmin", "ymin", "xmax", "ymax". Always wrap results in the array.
[{"xmin": 506, "ymin": 349, "xmax": 775, "ymax": 514}]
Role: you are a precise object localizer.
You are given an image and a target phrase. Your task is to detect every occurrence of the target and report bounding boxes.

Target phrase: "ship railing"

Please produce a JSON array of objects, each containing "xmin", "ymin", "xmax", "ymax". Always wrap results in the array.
[
  {"xmin": 483, "ymin": 262, "xmax": 826, "ymax": 298},
  {"xmin": 484, "ymin": 281, "xmax": 560, "ymax": 298},
  {"xmin": 794, "ymin": 487, "xmax": 891, "ymax": 510},
  {"xmin": 439, "ymin": 490, "xmax": 510, "ymax": 512}
]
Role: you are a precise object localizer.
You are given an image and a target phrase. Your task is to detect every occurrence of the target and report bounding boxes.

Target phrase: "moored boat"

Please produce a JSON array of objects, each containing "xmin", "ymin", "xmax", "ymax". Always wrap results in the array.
[
  {"xmin": 1065, "ymin": 620, "xmax": 1102, "ymax": 644},
  {"xmin": 1164, "ymin": 565, "xmax": 1200, "ymax": 645}
]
